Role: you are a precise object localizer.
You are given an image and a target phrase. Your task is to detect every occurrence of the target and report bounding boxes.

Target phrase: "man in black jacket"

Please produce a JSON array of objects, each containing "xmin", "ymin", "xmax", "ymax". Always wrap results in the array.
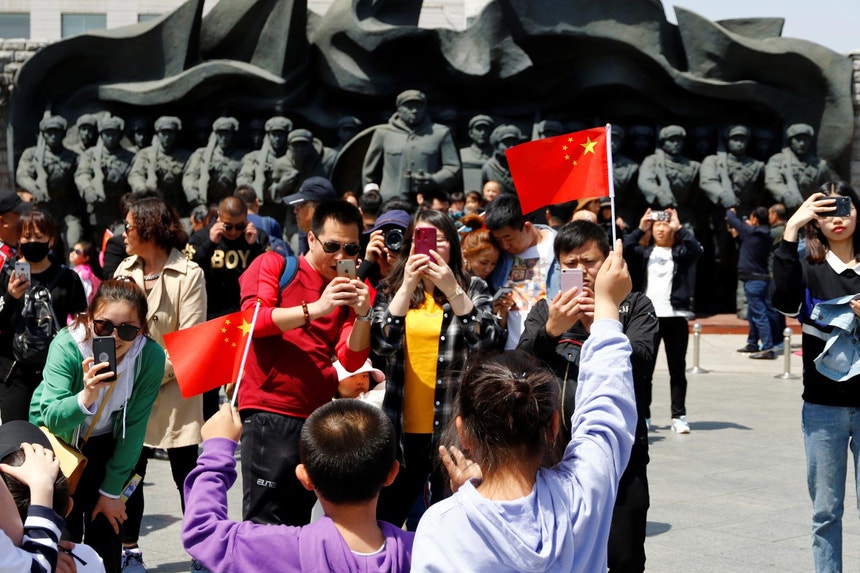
[{"xmin": 519, "ymin": 220, "xmax": 658, "ymax": 573}]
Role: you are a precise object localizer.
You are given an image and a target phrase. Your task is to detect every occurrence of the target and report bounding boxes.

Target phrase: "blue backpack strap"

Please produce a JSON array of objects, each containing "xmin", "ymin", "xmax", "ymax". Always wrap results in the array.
[{"xmin": 279, "ymin": 256, "xmax": 298, "ymax": 291}]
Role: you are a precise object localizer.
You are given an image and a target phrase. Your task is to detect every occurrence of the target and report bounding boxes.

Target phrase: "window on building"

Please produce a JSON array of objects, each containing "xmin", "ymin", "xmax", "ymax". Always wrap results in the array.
[
  {"xmin": 0, "ymin": 13, "xmax": 30, "ymax": 39},
  {"xmin": 61, "ymin": 14, "xmax": 107, "ymax": 38},
  {"xmin": 138, "ymin": 13, "xmax": 162, "ymax": 23}
]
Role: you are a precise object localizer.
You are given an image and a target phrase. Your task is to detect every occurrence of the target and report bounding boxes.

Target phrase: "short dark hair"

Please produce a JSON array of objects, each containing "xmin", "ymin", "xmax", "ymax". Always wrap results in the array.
[
  {"xmin": 547, "ymin": 201, "xmax": 576, "ymax": 224},
  {"xmin": 17, "ymin": 209, "xmax": 56, "ymax": 241},
  {"xmin": 750, "ymin": 206, "xmax": 769, "ymax": 227},
  {"xmin": 219, "ymin": 196, "xmax": 248, "ymax": 218},
  {"xmin": 450, "ymin": 190, "xmax": 465, "ymax": 203},
  {"xmin": 310, "ymin": 199, "xmax": 362, "ymax": 237},
  {"xmin": 768, "ymin": 203, "xmax": 787, "ymax": 222},
  {"xmin": 128, "ymin": 197, "xmax": 187, "ymax": 251},
  {"xmin": 422, "ymin": 188, "xmax": 450, "ymax": 206},
  {"xmin": 456, "ymin": 350, "xmax": 560, "ymax": 475},
  {"xmin": 381, "ymin": 197, "xmax": 416, "ymax": 216},
  {"xmin": 358, "ymin": 190, "xmax": 383, "ymax": 217},
  {"xmin": 1, "ymin": 449, "xmax": 70, "ymax": 522},
  {"xmin": 554, "ymin": 220, "xmax": 610, "ymax": 259},
  {"xmin": 484, "ymin": 193, "xmax": 525, "ymax": 231},
  {"xmin": 234, "ymin": 184, "xmax": 257, "ymax": 205},
  {"xmin": 300, "ymin": 400, "xmax": 395, "ymax": 504}
]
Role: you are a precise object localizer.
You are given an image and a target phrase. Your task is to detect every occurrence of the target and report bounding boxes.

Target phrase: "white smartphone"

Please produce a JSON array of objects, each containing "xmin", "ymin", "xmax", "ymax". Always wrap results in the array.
[{"xmin": 14, "ymin": 261, "xmax": 30, "ymax": 283}]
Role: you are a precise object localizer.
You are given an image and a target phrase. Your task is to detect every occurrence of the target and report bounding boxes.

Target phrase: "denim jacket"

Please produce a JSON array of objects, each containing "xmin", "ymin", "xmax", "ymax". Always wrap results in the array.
[{"xmin": 810, "ymin": 293, "xmax": 860, "ymax": 382}]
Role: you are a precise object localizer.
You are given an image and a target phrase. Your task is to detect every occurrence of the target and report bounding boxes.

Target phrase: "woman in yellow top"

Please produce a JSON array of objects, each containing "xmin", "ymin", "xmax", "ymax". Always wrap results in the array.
[{"xmin": 372, "ymin": 208, "xmax": 500, "ymax": 528}]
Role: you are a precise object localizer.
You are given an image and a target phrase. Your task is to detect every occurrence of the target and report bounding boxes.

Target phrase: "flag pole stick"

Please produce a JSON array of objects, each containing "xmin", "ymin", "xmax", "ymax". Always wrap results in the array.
[
  {"xmin": 230, "ymin": 300, "xmax": 261, "ymax": 408},
  {"xmin": 605, "ymin": 124, "xmax": 617, "ymax": 246}
]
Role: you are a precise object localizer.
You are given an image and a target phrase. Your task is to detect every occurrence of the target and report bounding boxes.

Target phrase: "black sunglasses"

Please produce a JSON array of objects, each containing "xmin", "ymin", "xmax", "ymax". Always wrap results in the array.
[
  {"xmin": 221, "ymin": 221, "xmax": 248, "ymax": 232},
  {"xmin": 92, "ymin": 319, "xmax": 141, "ymax": 341},
  {"xmin": 313, "ymin": 234, "xmax": 361, "ymax": 256}
]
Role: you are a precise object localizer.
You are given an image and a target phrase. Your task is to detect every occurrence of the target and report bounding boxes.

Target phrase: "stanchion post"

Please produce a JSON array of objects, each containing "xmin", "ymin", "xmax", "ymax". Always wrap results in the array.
[
  {"xmin": 686, "ymin": 322, "xmax": 709, "ymax": 374},
  {"xmin": 775, "ymin": 327, "xmax": 800, "ymax": 380}
]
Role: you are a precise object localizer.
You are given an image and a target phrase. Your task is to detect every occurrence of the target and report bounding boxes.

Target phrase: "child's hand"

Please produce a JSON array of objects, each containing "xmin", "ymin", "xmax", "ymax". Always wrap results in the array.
[
  {"xmin": 201, "ymin": 403, "xmax": 242, "ymax": 443},
  {"xmin": 0, "ymin": 443, "xmax": 59, "ymax": 509},
  {"xmin": 439, "ymin": 445, "xmax": 482, "ymax": 493},
  {"xmin": 594, "ymin": 239, "xmax": 631, "ymax": 321}
]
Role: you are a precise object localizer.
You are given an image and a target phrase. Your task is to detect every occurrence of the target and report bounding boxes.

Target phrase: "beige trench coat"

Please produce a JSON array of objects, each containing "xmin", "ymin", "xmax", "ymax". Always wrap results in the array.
[{"xmin": 115, "ymin": 248, "xmax": 207, "ymax": 449}]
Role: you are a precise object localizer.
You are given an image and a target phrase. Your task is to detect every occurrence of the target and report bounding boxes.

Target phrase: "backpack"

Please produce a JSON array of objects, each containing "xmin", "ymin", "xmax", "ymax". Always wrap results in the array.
[{"xmin": 13, "ymin": 266, "xmax": 66, "ymax": 367}]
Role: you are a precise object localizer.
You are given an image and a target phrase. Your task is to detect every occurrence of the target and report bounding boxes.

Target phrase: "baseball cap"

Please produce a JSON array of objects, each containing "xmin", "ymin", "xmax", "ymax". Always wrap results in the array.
[
  {"xmin": 0, "ymin": 192, "xmax": 33, "ymax": 215},
  {"xmin": 0, "ymin": 420, "xmax": 53, "ymax": 460},
  {"xmin": 282, "ymin": 176, "xmax": 336, "ymax": 206},
  {"xmin": 363, "ymin": 209, "xmax": 411, "ymax": 235}
]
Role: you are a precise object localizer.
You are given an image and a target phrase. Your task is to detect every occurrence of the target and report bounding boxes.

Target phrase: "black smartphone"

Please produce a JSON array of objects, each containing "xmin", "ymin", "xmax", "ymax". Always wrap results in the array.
[
  {"xmin": 818, "ymin": 196, "xmax": 851, "ymax": 217},
  {"xmin": 92, "ymin": 336, "xmax": 117, "ymax": 383},
  {"xmin": 337, "ymin": 259, "xmax": 356, "ymax": 279},
  {"xmin": 414, "ymin": 227, "xmax": 437, "ymax": 256}
]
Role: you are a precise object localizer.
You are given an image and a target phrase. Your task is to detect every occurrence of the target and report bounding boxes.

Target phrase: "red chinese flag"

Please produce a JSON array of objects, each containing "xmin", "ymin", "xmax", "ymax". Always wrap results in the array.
[
  {"xmin": 163, "ymin": 309, "xmax": 256, "ymax": 398},
  {"xmin": 505, "ymin": 126, "xmax": 612, "ymax": 214}
]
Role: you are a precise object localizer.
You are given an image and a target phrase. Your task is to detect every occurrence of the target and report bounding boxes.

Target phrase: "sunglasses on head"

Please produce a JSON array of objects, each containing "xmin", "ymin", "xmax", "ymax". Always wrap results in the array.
[
  {"xmin": 315, "ymin": 236, "xmax": 361, "ymax": 257},
  {"xmin": 92, "ymin": 319, "xmax": 141, "ymax": 341},
  {"xmin": 221, "ymin": 221, "xmax": 248, "ymax": 232}
]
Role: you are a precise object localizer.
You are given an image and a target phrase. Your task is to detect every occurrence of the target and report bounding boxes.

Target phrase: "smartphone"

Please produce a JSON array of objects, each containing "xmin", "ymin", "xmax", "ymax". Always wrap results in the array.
[
  {"xmin": 414, "ymin": 227, "xmax": 437, "ymax": 256},
  {"xmin": 649, "ymin": 210, "xmax": 670, "ymax": 222},
  {"xmin": 817, "ymin": 196, "xmax": 851, "ymax": 217},
  {"xmin": 492, "ymin": 286, "xmax": 513, "ymax": 302},
  {"xmin": 337, "ymin": 259, "xmax": 356, "ymax": 279},
  {"xmin": 560, "ymin": 268, "xmax": 584, "ymax": 294},
  {"xmin": 14, "ymin": 261, "xmax": 30, "ymax": 283},
  {"xmin": 92, "ymin": 336, "xmax": 117, "ymax": 382}
]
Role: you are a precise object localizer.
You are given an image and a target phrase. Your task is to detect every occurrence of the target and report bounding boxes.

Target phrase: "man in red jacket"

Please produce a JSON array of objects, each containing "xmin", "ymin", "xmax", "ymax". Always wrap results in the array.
[{"xmin": 237, "ymin": 199, "xmax": 372, "ymax": 525}]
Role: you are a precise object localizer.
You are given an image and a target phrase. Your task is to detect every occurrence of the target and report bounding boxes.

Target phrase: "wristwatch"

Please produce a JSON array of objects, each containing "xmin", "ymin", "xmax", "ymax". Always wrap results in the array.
[
  {"xmin": 355, "ymin": 308, "xmax": 373, "ymax": 322},
  {"xmin": 447, "ymin": 286, "xmax": 465, "ymax": 299}
]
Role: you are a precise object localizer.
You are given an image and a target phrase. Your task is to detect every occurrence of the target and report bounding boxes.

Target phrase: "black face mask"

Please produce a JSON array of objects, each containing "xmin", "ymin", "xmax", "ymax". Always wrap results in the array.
[{"xmin": 19, "ymin": 241, "xmax": 50, "ymax": 262}]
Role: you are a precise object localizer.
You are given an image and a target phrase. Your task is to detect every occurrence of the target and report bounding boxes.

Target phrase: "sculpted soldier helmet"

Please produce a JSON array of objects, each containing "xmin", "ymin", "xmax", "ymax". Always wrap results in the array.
[
  {"xmin": 75, "ymin": 114, "xmax": 98, "ymax": 128},
  {"xmin": 658, "ymin": 125, "xmax": 686, "ymax": 141},
  {"xmin": 395, "ymin": 89, "xmax": 427, "ymax": 107},
  {"xmin": 468, "ymin": 115, "xmax": 494, "ymax": 130},
  {"xmin": 537, "ymin": 120, "xmax": 564, "ymax": 138},
  {"xmin": 212, "ymin": 117, "xmax": 239, "ymax": 132},
  {"xmin": 336, "ymin": 116, "xmax": 362, "ymax": 129},
  {"xmin": 154, "ymin": 116, "xmax": 182, "ymax": 132},
  {"xmin": 786, "ymin": 123, "xmax": 814, "ymax": 139},
  {"xmin": 288, "ymin": 129, "xmax": 313, "ymax": 144},
  {"xmin": 265, "ymin": 116, "xmax": 293, "ymax": 132},
  {"xmin": 98, "ymin": 116, "xmax": 125, "ymax": 132},
  {"xmin": 610, "ymin": 124, "xmax": 625, "ymax": 139},
  {"xmin": 39, "ymin": 115, "xmax": 68, "ymax": 132},
  {"xmin": 725, "ymin": 125, "xmax": 751, "ymax": 139},
  {"xmin": 489, "ymin": 124, "xmax": 525, "ymax": 147}
]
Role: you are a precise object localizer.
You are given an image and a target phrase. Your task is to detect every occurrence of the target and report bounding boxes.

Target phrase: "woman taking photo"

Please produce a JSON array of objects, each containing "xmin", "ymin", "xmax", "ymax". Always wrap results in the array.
[
  {"xmin": 29, "ymin": 279, "xmax": 165, "ymax": 573},
  {"xmin": 372, "ymin": 208, "xmax": 500, "ymax": 528},
  {"xmin": 771, "ymin": 181, "xmax": 860, "ymax": 573},
  {"xmin": 114, "ymin": 197, "xmax": 206, "ymax": 571},
  {"xmin": 0, "ymin": 209, "xmax": 87, "ymax": 422}
]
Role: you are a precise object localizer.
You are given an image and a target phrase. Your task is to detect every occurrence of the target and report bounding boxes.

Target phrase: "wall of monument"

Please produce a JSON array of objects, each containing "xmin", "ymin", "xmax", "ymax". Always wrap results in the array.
[{"xmin": 0, "ymin": 41, "xmax": 857, "ymax": 193}]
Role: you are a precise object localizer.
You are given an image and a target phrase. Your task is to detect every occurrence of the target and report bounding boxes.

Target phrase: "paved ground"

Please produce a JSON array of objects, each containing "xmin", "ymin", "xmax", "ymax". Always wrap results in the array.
[{"xmin": 137, "ymin": 332, "xmax": 859, "ymax": 573}]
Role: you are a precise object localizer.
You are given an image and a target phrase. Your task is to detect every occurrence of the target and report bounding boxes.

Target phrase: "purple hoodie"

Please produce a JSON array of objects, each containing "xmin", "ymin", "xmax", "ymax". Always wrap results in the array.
[{"xmin": 182, "ymin": 438, "xmax": 414, "ymax": 573}]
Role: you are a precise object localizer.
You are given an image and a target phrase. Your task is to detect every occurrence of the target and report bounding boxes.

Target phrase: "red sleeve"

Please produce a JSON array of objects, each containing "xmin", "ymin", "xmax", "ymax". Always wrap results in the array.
[
  {"xmin": 335, "ymin": 312, "xmax": 369, "ymax": 372},
  {"xmin": 239, "ymin": 252, "xmax": 285, "ymax": 337}
]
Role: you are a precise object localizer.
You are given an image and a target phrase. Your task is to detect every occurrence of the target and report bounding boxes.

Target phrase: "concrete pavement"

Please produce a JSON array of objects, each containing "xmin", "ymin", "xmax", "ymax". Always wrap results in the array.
[{"xmin": 136, "ymin": 332, "xmax": 857, "ymax": 572}]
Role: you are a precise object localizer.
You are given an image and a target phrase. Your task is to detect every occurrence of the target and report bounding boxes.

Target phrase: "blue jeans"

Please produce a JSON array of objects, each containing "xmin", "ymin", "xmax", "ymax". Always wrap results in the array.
[
  {"xmin": 802, "ymin": 402, "xmax": 860, "ymax": 573},
  {"xmin": 744, "ymin": 279, "xmax": 775, "ymax": 350}
]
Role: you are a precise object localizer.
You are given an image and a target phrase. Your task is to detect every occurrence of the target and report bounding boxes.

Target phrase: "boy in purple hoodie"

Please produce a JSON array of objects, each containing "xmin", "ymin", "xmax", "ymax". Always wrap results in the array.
[{"xmin": 182, "ymin": 400, "xmax": 414, "ymax": 573}]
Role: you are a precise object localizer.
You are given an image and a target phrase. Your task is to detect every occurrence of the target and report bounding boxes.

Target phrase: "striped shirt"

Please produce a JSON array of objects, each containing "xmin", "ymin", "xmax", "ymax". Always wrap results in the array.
[{"xmin": 0, "ymin": 505, "xmax": 64, "ymax": 573}]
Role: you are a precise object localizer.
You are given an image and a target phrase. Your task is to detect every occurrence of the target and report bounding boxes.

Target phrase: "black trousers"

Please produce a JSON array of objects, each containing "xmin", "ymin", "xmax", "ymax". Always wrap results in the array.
[
  {"xmin": 66, "ymin": 433, "xmax": 123, "ymax": 573},
  {"xmin": 655, "ymin": 316, "xmax": 690, "ymax": 419},
  {"xmin": 240, "ymin": 410, "xmax": 316, "ymax": 526},
  {"xmin": 607, "ymin": 443, "xmax": 650, "ymax": 573},
  {"xmin": 376, "ymin": 433, "xmax": 445, "ymax": 529},
  {"xmin": 0, "ymin": 360, "xmax": 42, "ymax": 422},
  {"xmin": 122, "ymin": 444, "xmax": 199, "ymax": 544}
]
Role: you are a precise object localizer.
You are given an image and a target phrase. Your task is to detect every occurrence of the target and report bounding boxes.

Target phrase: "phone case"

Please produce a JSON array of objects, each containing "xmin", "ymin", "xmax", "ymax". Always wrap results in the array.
[
  {"xmin": 414, "ymin": 227, "xmax": 436, "ymax": 255},
  {"xmin": 93, "ymin": 337, "xmax": 117, "ymax": 382},
  {"xmin": 560, "ymin": 269, "xmax": 584, "ymax": 293}
]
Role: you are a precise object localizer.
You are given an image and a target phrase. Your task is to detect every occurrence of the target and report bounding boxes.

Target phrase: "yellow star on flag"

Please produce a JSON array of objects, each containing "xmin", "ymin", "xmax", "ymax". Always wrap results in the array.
[
  {"xmin": 564, "ymin": 154, "xmax": 570, "ymax": 160},
  {"xmin": 223, "ymin": 337, "xmax": 230, "ymax": 344},
  {"xmin": 573, "ymin": 160, "xmax": 578, "ymax": 166},
  {"xmin": 562, "ymin": 145, "xmax": 568, "ymax": 151},
  {"xmin": 224, "ymin": 319, "xmax": 231, "ymax": 326},
  {"xmin": 221, "ymin": 327, "xmax": 227, "ymax": 334},
  {"xmin": 580, "ymin": 137, "xmax": 597, "ymax": 155},
  {"xmin": 567, "ymin": 137, "xmax": 573, "ymax": 143}
]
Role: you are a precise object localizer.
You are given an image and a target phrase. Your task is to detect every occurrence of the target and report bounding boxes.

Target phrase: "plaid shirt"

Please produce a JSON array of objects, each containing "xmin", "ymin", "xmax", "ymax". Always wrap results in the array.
[{"xmin": 372, "ymin": 276, "xmax": 501, "ymax": 462}]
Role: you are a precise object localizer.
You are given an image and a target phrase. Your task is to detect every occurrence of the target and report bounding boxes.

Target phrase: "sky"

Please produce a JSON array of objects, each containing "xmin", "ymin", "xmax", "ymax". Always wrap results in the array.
[{"xmin": 663, "ymin": 1, "xmax": 860, "ymax": 54}]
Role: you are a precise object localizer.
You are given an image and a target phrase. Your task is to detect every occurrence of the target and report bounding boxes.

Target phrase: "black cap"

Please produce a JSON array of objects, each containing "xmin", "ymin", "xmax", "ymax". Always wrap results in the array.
[
  {"xmin": 0, "ymin": 420, "xmax": 54, "ymax": 460},
  {"xmin": 0, "ymin": 192, "xmax": 33, "ymax": 215},
  {"xmin": 282, "ymin": 177, "xmax": 337, "ymax": 206}
]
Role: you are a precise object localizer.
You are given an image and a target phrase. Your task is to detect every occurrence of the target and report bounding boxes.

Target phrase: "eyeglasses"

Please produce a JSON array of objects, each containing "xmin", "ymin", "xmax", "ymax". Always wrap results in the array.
[
  {"xmin": 220, "ymin": 221, "xmax": 248, "ymax": 232},
  {"xmin": 313, "ymin": 234, "xmax": 361, "ymax": 256},
  {"xmin": 124, "ymin": 222, "xmax": 136, "ymax": 232},
  {"xmin": 71, "ymin": 248, "xmax": 83, "ymax": 255},
  {"xmin": 92, "ymin": 319, "xmax": 141, "ymax": 341}
]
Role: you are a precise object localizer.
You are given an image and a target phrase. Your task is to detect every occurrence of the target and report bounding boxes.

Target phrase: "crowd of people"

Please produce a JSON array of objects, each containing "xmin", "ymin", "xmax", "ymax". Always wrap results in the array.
[{"xmin": 0, "ymin": 114, "xmax": 857, "ymax": 573}]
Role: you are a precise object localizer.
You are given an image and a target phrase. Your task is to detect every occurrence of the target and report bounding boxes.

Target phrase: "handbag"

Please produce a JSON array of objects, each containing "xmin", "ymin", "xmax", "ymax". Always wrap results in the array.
[{"xmin": 39, "ymin": 380, "xmax": 118, "ymax": 494}]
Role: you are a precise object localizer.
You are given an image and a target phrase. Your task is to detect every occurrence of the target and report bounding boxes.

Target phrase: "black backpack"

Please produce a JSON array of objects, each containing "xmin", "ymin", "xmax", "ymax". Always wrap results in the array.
[{"xmin": 13, "ymin": 266, "xmax": 66, "ymax": 367}]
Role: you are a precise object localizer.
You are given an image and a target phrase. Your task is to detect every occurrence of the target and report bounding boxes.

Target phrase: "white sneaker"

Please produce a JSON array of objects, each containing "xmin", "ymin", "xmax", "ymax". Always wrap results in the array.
[
  {"xmin": 122, "ymin": 548, "xmax": 147, "ymax": 573},
  {"xmin": 645, "ymin": 418, "xmax": 651, "ymax": 432},
  {"xmin": 671, "ymin": 416, "xmax": 691, "ymax": 434}
]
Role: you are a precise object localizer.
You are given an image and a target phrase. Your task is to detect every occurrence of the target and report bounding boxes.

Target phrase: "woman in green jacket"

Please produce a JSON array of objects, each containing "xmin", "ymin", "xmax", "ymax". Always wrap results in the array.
[{"xmin": 30, "ymin": 278, "xmax": 165, "ymax": 573}]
